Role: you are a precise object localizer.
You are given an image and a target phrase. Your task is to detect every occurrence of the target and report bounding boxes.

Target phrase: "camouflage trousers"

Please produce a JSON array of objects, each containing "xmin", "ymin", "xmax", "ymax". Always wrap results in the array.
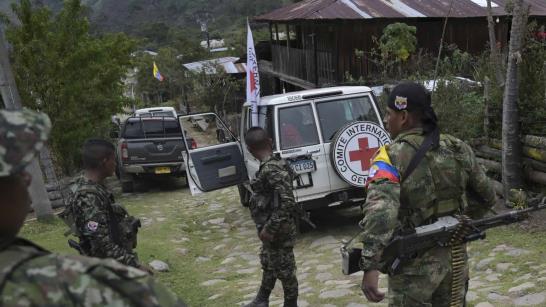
[
  {"xmin": 259, "ymin": 245, "xmax": 298, "ymax": 300},
  {"xmin": 387, "ymin": 245, "xmax": 468, "ymax": 307}
]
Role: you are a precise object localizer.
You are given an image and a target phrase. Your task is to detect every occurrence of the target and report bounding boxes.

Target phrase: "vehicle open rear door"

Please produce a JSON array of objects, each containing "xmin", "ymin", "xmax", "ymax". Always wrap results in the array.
[{"xmin": 179, "ymin": 113, "xmax": 247, "ymax": 195}]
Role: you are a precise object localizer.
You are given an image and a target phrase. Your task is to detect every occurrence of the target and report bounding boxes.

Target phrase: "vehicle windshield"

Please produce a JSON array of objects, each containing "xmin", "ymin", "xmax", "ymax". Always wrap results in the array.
[
  {"xmin": 316, "ymin": 96, "xmax": 378, "ymax": 141},
  {"xmin": 123, "ymin": 118, "xmax": 182, "ymax": 139}
]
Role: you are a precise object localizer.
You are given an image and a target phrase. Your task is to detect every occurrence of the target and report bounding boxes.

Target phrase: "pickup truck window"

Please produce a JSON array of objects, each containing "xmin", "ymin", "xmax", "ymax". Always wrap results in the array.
[
  {"xmin": 123, "ymin": 118, "xmax": 182, "ymax": 139},
  {"xmin": 316, "ymin": 96, "xmax": 378, "ymax": 141}
]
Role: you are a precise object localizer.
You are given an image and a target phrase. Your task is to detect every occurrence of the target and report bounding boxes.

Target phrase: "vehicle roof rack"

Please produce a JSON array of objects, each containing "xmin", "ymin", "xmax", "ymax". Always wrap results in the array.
[{"xmin": 302, "ymin": 90, "xmax": 343, "ymax": 100}]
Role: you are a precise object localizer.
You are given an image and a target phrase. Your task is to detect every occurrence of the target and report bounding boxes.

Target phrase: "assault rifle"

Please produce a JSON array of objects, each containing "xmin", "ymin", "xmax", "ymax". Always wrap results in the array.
[{"xmin": 342, "ymin": 194, "xmax": 546, "ymax": 276}]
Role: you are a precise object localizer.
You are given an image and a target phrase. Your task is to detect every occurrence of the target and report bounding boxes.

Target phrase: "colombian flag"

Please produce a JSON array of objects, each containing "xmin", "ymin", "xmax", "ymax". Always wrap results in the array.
[
  {"xmin": 365, "ymin": 146, "xmax": 400, "ymax": 187},
  {"xmin": 153, "ymin": 62, "xmax": 164, "ymax": 81}
]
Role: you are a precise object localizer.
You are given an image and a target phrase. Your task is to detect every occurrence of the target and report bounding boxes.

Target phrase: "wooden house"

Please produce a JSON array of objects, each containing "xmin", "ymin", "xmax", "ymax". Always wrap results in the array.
[{"xmin": 254, "ymin": 0, "xmax": 546, "ymax": 91}]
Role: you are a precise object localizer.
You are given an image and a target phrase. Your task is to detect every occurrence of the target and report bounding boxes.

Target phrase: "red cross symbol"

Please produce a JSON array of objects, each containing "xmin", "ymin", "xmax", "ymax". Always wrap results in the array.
[{"xmin": 349, "ymin": 138, "xmax": 378, "ymax": 171}]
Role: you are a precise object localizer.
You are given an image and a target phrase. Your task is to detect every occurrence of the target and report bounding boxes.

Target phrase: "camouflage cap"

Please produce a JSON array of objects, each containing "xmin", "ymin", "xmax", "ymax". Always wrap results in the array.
[{"xmin": 0, "ymin": 108, "xmax": 51, "ymax": 177}]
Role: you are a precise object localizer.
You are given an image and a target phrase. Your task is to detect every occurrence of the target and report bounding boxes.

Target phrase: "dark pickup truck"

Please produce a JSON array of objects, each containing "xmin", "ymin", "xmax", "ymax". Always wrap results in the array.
[{"xmin": 116, "ymin": 116, "xmax": 195, "ymax": 192}]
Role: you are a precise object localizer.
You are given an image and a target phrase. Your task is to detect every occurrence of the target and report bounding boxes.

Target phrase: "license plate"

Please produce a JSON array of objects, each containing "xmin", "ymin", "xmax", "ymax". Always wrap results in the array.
[
  {"xmin": 155, "ymin": 167, "xmax": 171, "ymax": 174},
  {"xmin": 289, "ymin": 159, "xmax": 316, "ymax": 175}
]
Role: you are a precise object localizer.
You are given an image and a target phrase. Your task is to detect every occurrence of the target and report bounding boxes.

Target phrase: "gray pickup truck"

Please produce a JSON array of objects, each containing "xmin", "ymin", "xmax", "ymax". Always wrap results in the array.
[{"xmin": 116, "ymin": 116, "xmax": 195, "ymax": 192}]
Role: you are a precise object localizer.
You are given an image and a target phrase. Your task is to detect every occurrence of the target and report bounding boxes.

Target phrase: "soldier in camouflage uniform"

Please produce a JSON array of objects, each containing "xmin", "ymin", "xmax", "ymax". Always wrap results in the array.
[
  {"xmin": 244, "ymin": 127, "xmax": 299, "ymax": 307},
  {"xmin": 60, "ymin": 139, "xmax": 148, "ymax": 270},
  {"xmin": 359, "ymin": 83, "xmax": 497, "ymax": 306},
  {"xmin": 0, "ymin": 108, "xmax": 185, "ymax": 306}
]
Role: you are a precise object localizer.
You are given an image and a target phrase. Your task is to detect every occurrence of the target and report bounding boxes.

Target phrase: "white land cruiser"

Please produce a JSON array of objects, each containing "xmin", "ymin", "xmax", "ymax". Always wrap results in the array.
[{"xmin": 178, "ymin": 86, "xmax": 390, "ymax": 219}]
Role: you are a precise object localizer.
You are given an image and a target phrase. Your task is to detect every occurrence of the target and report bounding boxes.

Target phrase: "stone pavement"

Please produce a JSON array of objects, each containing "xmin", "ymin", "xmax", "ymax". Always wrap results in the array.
[{"xmin": 121, "ymin": 185, "xmax": 546, "ymax": 307}]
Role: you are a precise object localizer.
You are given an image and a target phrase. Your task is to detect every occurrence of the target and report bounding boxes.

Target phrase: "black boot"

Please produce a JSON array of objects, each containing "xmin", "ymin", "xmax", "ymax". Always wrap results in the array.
[
  {"xmin": 283, "ymin": 298, "xmax": 298, "ymax": 307},
  {"xmin": 244, "ymin": 287, "xmax": 270, "ymax": 307}
]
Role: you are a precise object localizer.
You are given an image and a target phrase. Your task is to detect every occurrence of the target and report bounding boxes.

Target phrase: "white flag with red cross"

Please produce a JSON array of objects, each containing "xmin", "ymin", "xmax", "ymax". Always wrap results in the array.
[{"xmin": 246, "ymin": 20, "xmax": 260, "ymax": 127}]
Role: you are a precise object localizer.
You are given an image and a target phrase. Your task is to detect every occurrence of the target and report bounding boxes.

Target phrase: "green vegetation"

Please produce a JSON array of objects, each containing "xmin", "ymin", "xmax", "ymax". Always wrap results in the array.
[
  {"xmin": 377, "ymin": 22, "xmax": 417, "ymax": 78},
  {"xmin": 5, "ymin": 0, "xmax": 135, "ymax": 173}
]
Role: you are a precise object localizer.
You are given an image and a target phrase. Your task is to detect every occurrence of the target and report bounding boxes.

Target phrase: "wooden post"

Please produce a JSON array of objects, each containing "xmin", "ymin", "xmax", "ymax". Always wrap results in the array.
[
  {"xmin": 0, "ymin": 27, "xmax": 54, "ymax": 221},
  {"xmin": 544, "ymin": 60, "xmax": 546, "ymax": 107},
  {"xmin": 269, "ymin": 22, "xmax": 274, "ymax": 47},
  {"xmin": 486, "ymin": 0, "xmax": 504, "ymax": 87},
  {"xmin": 286, "ymin": 23, "xmax": 290, "ymax": 62},
  {"xmin": 484, "ymin": 77, "xmax": 490, "ymax": 139},
  {"xmin": 313, "ymin": 31, "xmax": 318, "ymax": 86}
]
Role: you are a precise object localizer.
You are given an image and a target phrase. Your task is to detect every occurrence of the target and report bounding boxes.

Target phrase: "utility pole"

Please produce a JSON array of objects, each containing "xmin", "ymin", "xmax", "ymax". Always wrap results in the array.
[{"xmin": 0, "ymin": 27, "xmax": 54, "ymax": 221}]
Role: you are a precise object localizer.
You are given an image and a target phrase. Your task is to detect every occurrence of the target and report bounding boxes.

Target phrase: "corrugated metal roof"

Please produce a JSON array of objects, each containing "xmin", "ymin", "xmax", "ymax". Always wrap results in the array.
[
  {"xmin": 183, "ymin": 57, "xmax": 246, "ymax": 75},
  {"xmin": 255, "ymin": 0, "xmax": 546, "ymax": 21}
]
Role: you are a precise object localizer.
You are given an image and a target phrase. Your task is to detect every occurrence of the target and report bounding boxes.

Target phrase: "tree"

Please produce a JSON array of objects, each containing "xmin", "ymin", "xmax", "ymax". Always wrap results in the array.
[
  {"xmin": 377, "ymin": 22, "xmax": 417, "ymax": 78},
  {"xmin": 0, "ymin": 27, "xmax": 53, "ymax": 222},
  {"xmin": 6, "ymin": 0, "xmax": 135, "ymax": 173},
  {"xmin": 486, "ymin": 0, "xmax": 505, "ymax": 87},
  {"xmin": 187, "ymin": 64, "xmax": 243, "ymax": 117},
  {"xmin": 501, "ymin": 0, "xmax": 528, "ymax": 201}
]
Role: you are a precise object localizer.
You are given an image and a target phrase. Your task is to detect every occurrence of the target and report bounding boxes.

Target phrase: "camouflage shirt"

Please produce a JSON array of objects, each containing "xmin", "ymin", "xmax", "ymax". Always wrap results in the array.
[
  {"xmin": 69, "ymin": 175, "xmax": 139, "ymax": 267},
  {"xmin": 360, "ymin": 128, "xmax": 497, "ymax": 271},
  {"xmin": 250, "ymin": 155, "xmax": 297, "ymax": 247},
  {"xmin": 0, "ymin": 237, "xmax": 185, "ymax": 307}
]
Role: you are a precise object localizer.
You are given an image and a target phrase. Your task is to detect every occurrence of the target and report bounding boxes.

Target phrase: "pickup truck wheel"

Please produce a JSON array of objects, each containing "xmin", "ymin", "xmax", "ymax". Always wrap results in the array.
[
  {"xmin": 237, "ymin": 184, "xmax": 250, "ymax": 207},
  {"xmin": 121, "ymin": 180, "xmax": 134, "ymax": 193},
  {"xmin": 120, "ymin": 171, "xmax": 134, "ymax": 193}
]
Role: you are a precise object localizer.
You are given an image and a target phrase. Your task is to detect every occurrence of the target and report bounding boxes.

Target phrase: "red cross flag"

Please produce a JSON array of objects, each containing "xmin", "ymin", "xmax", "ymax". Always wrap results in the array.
[{"xmin": 246, "ymin": 20, "xmax": 260, "ymax": 127}]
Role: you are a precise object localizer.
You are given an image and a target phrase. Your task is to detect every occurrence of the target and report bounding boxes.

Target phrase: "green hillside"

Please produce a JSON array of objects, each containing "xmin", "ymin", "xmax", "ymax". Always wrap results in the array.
[{"xmin": 1, "ymin": 0, "xmax": 292, "ymax": 46}]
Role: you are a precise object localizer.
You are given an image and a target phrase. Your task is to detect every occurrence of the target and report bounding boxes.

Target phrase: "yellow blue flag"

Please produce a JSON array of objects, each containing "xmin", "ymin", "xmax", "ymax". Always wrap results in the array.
[{"xmin": 153, "ymin": 62, "xmax": 164, "ymax": 81}]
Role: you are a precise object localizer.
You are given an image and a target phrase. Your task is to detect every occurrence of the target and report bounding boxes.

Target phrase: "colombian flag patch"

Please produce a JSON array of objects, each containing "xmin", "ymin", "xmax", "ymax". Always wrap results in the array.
[{"xmin": 365, "ymin": 146, "xmax": 400, "ymax": 187}]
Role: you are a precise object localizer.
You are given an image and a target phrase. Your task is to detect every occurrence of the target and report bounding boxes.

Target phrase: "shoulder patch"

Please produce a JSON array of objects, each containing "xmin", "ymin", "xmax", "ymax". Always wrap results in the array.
[
  {"xmin": 86, "ymin": 221, "xmax": 99, "ymax": 232},
  {"xmin": 365, "ymin": 146, "xmax": 400, "ymax": 187}
]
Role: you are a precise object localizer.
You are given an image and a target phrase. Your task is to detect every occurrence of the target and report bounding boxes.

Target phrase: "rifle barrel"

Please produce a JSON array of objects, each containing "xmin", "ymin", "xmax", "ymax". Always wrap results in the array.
[{"xmin": 471, "ymin": 203, "xmax": 546, "ymax": 230}]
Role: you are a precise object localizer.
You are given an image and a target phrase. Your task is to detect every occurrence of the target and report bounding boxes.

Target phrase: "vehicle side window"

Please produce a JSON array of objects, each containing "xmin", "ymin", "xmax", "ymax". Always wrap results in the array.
[
  {"xmin": 242, "ymin": 106, "xmax": 276, "ymax": 150},
  {"xmin": 278, "ymin": 104, "xmax": 319, "ymax": 150},
  {"xmin": 316, "ymin": 96, "xmax": 378, "ymax": 141}
]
